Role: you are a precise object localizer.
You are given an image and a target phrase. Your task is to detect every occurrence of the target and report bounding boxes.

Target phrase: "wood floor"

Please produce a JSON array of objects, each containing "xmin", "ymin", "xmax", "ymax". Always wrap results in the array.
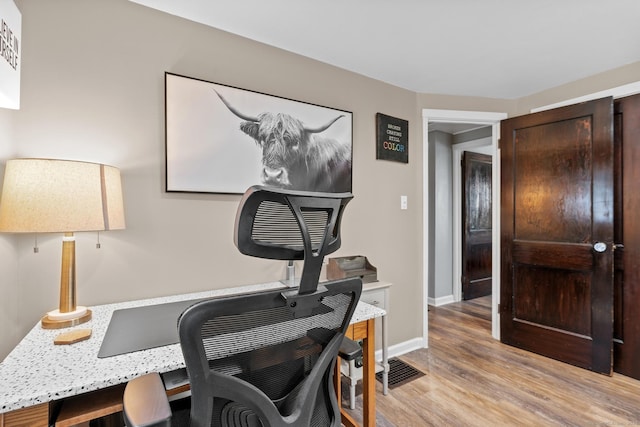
[{"xmin": 346, "ymin": 296, "xmax": 640, "ymax": 426}]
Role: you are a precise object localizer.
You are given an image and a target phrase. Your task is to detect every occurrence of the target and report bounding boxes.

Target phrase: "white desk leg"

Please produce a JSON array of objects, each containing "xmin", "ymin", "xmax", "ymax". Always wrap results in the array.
[{"xmin": 382, "ymin": 313, "xmax": 389, "ymax": 395}]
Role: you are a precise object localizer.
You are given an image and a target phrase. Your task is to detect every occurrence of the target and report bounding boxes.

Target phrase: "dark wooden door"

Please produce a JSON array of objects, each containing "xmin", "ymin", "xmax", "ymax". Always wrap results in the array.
[
  {"xmin": 462, "ymin": 151, "xmax": 492, "ymax": 300},
  {"xmin": 500, "ymin": 97, "xmax": 614, "ymax": 374},
  {"xmin": 613, "ymin": 93, "xmax": 640, "ymax": 379}
]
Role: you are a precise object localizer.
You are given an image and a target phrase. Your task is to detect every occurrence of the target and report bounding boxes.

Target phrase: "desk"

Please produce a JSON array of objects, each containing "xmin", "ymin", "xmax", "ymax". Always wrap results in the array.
[
  {"xmin": 336, "ymin": 317, "xmax": 376, "ymax": 427},
  {"xmin": 0, "ymin": 282, "xmax": 385, "ymax": 427}
]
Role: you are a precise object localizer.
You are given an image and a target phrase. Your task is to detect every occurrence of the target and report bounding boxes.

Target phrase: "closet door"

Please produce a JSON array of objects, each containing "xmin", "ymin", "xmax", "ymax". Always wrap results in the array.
[
  {"xmin": 500, "ymin": 97, "xmax": 614, "ymax": 374},
  {"xmin": 613, "ymin": 93, "xmax": 640, "ymax": 379}
]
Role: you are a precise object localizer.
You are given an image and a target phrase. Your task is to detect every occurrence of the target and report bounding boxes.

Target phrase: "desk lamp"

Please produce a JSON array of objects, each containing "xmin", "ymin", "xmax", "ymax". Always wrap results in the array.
[{"xmin": 0, "ymin": 158, "xmax": 125, "ymax": 329}]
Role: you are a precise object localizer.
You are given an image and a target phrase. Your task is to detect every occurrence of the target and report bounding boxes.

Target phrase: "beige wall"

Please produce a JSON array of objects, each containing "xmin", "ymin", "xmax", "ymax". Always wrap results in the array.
[
  {"xmin": 1, "ymin": 0, "xmax": 425, "ymax": 359},
  {"xmin": 0, "ymin": 108, "xmax": 19, "ymax": 355},
  {"xmin": 1, "ymin": 0, "xmax": 639, "ymax": 361}
]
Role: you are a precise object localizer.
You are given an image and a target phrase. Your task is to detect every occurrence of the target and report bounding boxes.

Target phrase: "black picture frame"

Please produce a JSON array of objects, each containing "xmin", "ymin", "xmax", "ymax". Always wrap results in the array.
[
  {"xmin": 165, "ymin": 72, "xmax": 353, "ymax": 194},
  {"xmin": 376, "ymin": 113, "xmax": 409, "ymax": 163}
]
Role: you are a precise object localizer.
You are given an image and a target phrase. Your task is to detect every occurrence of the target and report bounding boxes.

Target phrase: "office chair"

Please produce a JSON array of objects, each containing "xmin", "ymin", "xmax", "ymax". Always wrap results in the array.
[{"xmin": 123, "ymin": 185, "xmax": 362, "ymax": 427}]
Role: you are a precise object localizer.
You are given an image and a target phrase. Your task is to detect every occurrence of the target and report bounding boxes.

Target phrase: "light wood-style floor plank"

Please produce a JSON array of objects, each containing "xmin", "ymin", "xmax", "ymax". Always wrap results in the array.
[{"xmin": 345, "ymin": 296, "xmax": 640, "ymax": 426}]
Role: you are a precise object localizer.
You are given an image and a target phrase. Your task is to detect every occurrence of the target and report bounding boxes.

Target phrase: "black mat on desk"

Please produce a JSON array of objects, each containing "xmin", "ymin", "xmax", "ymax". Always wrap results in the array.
[{"xmin": 98, "ymin": 298, "xmax": 206, "ymax": 358}]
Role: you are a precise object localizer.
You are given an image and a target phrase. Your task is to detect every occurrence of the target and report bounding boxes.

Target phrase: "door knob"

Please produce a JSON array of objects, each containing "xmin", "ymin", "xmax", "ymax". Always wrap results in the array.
[{"xmin": 593, "ymin": 242, "xmax": 607, "ymax": 253}]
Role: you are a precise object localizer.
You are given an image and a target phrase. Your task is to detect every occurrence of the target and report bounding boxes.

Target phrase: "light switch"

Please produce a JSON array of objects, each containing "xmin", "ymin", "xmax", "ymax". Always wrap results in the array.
[{"xmin": 400, "ymin": 195, "xmax": 408, "ymax": 210}]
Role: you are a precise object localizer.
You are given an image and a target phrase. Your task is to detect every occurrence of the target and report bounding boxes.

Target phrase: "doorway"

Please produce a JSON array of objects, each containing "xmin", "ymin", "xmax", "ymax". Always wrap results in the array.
[
  {"xmin": 422, "ymin": 109, "xmax": 507, "ymax": 347},
  {"xmin": 461, "ymin": 151, "xmax": 493, "ymax": 301}
]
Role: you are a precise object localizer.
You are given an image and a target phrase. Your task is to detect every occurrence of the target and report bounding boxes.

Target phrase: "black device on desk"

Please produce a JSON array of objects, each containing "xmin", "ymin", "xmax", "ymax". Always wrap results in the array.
[{"xmin": 122, "ymin": 185, "xmax": 362, "ymax": 427}]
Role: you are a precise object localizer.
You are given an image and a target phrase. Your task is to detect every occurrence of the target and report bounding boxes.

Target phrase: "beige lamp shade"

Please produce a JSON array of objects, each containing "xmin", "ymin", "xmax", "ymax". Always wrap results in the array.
[{"xmin": 0, "ymin": 158, "xmax": 125, "ymax": 233}]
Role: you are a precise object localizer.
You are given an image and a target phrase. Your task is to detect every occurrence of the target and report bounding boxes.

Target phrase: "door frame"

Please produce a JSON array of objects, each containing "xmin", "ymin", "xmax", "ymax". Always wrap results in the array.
[{"xmin": 422, "ymin": 109, "xmax": 507, "ymax": 343}]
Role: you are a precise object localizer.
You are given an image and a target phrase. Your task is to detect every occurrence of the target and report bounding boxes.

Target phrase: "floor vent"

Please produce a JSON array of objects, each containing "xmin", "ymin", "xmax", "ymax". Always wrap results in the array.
[{"xmin": 376, "ymin": 358, "xmax": 425, "ymax": 389}]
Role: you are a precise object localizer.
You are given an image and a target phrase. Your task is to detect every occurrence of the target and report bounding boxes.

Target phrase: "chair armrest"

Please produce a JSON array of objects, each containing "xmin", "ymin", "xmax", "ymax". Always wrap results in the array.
[
  {"xmin": 338, "ymin": 337, "xmax": 362, "ymax": 361},
  {"xmin": 123, "ymin": 372, "xmax": 172, "ymax": 427}
]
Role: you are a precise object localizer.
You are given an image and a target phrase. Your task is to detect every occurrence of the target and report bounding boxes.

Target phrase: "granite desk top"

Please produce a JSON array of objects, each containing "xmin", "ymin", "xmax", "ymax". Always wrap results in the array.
[{"xmin": 0, "ymin": 281, "xmax": 385, "ymax": 414}]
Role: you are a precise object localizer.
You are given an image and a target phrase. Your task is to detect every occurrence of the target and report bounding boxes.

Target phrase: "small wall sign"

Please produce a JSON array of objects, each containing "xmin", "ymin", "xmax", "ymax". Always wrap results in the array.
[
  {"xmin": 0, "ymin": 0, "xmax": 21, "ymax": 109},
  {"xmin": 376, "ymin": 113, "xmax": 408, "ymax": 163}
]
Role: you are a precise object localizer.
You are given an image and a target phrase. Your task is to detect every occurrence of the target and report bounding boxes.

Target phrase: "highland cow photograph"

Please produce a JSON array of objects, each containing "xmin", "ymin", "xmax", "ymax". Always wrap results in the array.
[{"xmin": 165, "ymin": 72, "xmax": 353, "ymax": 194}]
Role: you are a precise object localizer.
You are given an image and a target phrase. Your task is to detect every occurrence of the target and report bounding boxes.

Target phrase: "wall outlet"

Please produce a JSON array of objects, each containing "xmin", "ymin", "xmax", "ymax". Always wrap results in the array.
[{"xmin": 400, "ymin": 195, "xmax": 408, "ymax": 210}]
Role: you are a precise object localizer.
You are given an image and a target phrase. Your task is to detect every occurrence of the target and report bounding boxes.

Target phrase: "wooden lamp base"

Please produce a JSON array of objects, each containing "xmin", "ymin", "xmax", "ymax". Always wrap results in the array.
[{"xmin": 41, "ymin": 308, "xmax": 92, "ymax": 329}]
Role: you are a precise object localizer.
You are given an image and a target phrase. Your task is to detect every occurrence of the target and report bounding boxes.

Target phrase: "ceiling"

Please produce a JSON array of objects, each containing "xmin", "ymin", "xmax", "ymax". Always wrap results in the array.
[{"xmin": 130, "ymin": 0, "xmax": 640, "ymax": 100}]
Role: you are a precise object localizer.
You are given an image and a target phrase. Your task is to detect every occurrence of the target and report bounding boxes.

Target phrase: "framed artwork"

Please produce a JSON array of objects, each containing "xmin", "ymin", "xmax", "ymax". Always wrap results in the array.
[
  {"xmin": 165, "ymin": 72, "xmax": 353, "ymax": 194},
  {"xmin": 376, "ymin": 112, "xmax": 409, "ymax": 163}
]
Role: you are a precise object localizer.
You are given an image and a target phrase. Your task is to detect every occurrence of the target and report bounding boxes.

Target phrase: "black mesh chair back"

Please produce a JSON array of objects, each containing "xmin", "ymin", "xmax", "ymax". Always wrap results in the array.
[
  {"xmin": 234, "ymin": 185, "xmax": 352, "ymax": 297},
  {"xmin": 180, "ymin": 186, "xmax": 361, "ymax": 426}
]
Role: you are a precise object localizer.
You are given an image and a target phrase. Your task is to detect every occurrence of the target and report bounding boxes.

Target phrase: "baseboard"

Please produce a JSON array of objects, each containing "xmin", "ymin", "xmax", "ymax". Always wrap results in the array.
[
  {"xmin": 375, "ymin": 337, "xmax": 425, "ymax": 361},
  {"xmin": 427, "ymin": 294, "xmax": 455, "ymax": 307}
]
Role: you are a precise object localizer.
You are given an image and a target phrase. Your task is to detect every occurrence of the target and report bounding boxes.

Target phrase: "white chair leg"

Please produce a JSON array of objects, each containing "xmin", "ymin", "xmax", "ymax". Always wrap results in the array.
[{"xmin": 348, "ymin": 359, "xmax": 357, "ymax": 410}]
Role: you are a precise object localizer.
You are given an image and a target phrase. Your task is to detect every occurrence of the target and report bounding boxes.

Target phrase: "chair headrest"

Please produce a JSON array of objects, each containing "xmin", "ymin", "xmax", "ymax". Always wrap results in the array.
[{"xmin": 234, "ymin": 185, "xmax": 353, "ymax": 295}]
